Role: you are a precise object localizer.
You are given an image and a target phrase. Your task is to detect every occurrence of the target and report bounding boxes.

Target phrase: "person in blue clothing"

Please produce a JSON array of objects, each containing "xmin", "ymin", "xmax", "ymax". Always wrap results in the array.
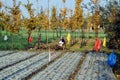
[
  {"xmin": 61, "ymin": 37, "xmax": 66, "ymax": 49},
  {"xmin": 61, "ymin": 37, "xmax": 65, "ymax": 44}
]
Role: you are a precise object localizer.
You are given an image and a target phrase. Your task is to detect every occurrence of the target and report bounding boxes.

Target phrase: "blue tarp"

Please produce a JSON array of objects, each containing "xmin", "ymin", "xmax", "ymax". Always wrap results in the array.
[{"xmin": 107, "ymin": 51, "xmax": 117, "ymax": 67}]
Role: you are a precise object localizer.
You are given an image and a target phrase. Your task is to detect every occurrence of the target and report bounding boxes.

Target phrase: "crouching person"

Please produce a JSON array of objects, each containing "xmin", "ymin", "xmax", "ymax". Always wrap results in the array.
[{"xmin": 58, "ymin": 38, "xmax": 65, "ymax": 50}]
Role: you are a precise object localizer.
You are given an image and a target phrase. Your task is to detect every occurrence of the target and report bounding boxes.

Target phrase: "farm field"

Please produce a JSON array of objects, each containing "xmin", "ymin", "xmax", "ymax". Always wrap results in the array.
[
  {"xmin": 0, "ymin": 51, "xmax": 116, "ymax": 80},
  {"xmin": 0, "ymin": 0, "xmax": 120, "ymax": 79}
]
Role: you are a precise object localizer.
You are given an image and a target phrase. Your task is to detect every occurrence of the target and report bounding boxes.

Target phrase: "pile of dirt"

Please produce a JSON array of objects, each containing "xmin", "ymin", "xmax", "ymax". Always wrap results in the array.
[{"xmin": 32, "ymin": 42, "xmax": 65, "ymax": 51}]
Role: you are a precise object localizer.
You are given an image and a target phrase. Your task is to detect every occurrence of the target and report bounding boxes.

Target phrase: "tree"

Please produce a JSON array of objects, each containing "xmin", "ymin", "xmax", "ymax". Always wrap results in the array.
[
  {"xmin": 50, "ymin": 6, "xmax": 57, "ymax": 39},
  {"xmin": 39, "ymin": 11, "xmax": 49, "ymax": 43},
  {"xmin": 23, "ymin": 0, "xmax": 37, "ymax": 48},
  {"xmin": 60, "ymin": 0, "xmax": 67, "ymax": 36},
  {"xmin": 0, "ymin": 1, "xmax": 2, "ymax": 8},
  {"xmin": 35, "ymin": 10, "xmax": 49, "ymax": 44},
  {"xmin": 68, "ymin": 10, "xmax": 74, "ymax": 31},
  {"xmin": 82, "ymin": 0, "xmax": 101, "ymax": 38},
  {"xmin": 90, "ymin": 0, "xmax": 101, "ymax": 38},
  {"xmin": 101, "ymin": 0, "xmax": 120, "ymax": 49},
  {"xmin": 0, "ymin": 13, "xmax": 4, "ymax": 31},
  {"xmin": 60, "ymin": 8, "xmax": 67, "ymax": 32},
  {"xmin": 73, "ymin": 0, "xmax": 84, "ymax": 47},
  {"xmin": 57, "ymin": 13, "xmax": 63, "ymax": 37},
  {"xmin": 87, "ymin": 12, "xmax": 92, "ymax": 39},
  {"xmin": 74, "ymin": 0, "xmax": 84, "ymax": 30},
  {"xmin": 36, "ymin": 7, "xmax": 44, "ymax": 49},
  {"xmin": 2, "ymin": 0, "xmax": 21, "ymax": 49},
  {"xmin": 92, "ymin": 10, "xmax": 100, "ymax": 38},
  {"xmin": 0, "ymin": 1, "xmax": 4, "ymax": 36}
]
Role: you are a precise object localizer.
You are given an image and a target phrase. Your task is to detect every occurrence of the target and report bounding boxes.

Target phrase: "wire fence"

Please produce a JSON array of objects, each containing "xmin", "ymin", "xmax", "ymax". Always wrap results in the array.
[{"xmin": 0, "ymin": 30, "xmax": 106, "ymax": 50}]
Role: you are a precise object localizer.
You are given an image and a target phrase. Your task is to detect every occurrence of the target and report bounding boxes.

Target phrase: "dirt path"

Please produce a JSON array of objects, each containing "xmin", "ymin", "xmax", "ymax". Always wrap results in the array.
[{"xmin": 68, "ymin": 53, "xmax": 87, "ymax": 80}]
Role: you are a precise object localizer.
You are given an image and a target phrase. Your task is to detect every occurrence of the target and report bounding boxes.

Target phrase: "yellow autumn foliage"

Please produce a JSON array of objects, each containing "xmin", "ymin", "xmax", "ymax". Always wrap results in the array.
[
  {"xmin": 58, "ymin": 17, "xmax": 63, "ymax": 28},
  {"xmin": 50, "ymin": 6, "xmax": 57, "ymax": 30},
  {"xmin": 24, "ymin": 0, "xmax": 34, "ymax": 17},
  {"xmin": 63, "ymin": 18, "xmax": 69, "ymax": 29},
  {"xmin": 23, "ymin": 0, "xmax": 39, "ymax": 32},
  {"xmin": 76, "ymin": 0, "xmax": 83, "ymax": 5},
  {"xmin": 2, "ymin": 0, "xmax": 21, "ymax": 33},
  {"xmin": 91, "ymin": 10, "xmax": 100, "ymax": 31},
  {"xmin": 60, "ymin": 8, "xmax": 67, "ymax": 18},
  {"xmin": 87, "ymin": 12, "xmax": 92, "ymax": 29},
  {"xmin": 0, "ymin": 1, "xmax": 2, "ymax": 8},
  {"xmin": 74, "ymin": 0, "xmax": 84, "ymax": 29}
]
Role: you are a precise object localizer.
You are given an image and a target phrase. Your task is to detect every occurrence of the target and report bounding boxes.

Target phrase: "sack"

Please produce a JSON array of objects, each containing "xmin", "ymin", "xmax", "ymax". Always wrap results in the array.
[
  {"xmin": 93, "ymin": 39, "xmax": 101, "ymax": 51},
  {"xmin": 4, "ymin": 35, "xmax": 8, "ymax": 41},
  {"xmin": 67, "ymin": 33, "xmax": 71, "ymax": 44},
  {"xmin": 29, "ymin": 36, "xmax": 33, "ymax": 42},
  {"xmin": 107, "ymin": 51, "xmax": 117, "ymax": 67},
  {"xmin": 103, "ymin": 37, "xmax": 106, "ymax": 47}
]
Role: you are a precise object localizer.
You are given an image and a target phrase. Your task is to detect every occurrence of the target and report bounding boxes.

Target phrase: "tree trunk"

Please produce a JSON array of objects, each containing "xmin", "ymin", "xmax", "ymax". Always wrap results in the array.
[
  {"xmin": 46, "ymin": 30, "xmax": 48, "ymax": 44},
  {"xmin": 75, "ymin": 31, "xmax": 77, "ymax": 41},
  {"xmin": 5, "ymin": 31, "xmax": 8, "ymax": 50},
  {"xmin": 0, "ymin": 30, "xmax": 1, "ymax": 38},
  {"xmin": 56, "ymin": 29, "xmax": 58, "ymax": 37},
  {"xmin": 38, "ymin": 28, "xmax": 41, "ymax": 49},
  {"xmin": 59, "ymin": 29, "xmax": 62, "ymax": 38},
  {"xmin": 95, "ymin": 29, "xmax": 98, "ymax": 38},
  {"xmin": 53, "ymin": 30, "xmax": 55, "ymax": 39},
  {"xmin": 80, "ymin": 27, "xmax": 84, "ymax": 48},
  {"xmin": 12, "ymin": 33, "xmax": 14, "ymax": 50},
  {"xmin": 87, "ymin": 28, "xmax": 90, "ymax": 39}
]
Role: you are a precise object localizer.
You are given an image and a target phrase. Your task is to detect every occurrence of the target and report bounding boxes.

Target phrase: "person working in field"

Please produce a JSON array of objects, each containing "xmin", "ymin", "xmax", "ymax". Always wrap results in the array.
[{"xmin": 58, "ymin": 37, "xmax": 65, "ymax": 50}]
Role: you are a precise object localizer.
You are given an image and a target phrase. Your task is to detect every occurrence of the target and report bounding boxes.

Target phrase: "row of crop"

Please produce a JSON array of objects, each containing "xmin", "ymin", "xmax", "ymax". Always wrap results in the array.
[
  {"xmin": 30, "ymin": 52, "xmax": 83, "ymax": 80},
  {"xmin": 75, "ymin": 53, "xmax": 116, "ymax": 80},
  {"xmin": 0, "ymin": 52, "xmax": 61, "ymax": 80},
  {"xmin": 0, "ymin": 51, "xmax": 14, "ymax": 57},
  {"xmin": 0, "ymin": 51, "xmax": 36, "ymax": 70}
]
